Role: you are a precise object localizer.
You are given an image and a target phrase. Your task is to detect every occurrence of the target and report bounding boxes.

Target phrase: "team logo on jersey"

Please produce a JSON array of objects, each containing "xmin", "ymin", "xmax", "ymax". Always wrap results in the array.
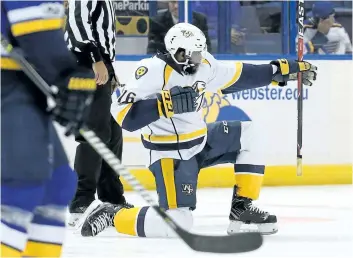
[
  {"xmin": 135, "ymin": 66, "xmax": 148, "ymax": 80},
  {"xmin": 181, "ymin": 184, "xmax": 194, "ymax": 195},
  {"xmin": 192, "ymin": 81, "xmax": 206, "ymax": 111}
]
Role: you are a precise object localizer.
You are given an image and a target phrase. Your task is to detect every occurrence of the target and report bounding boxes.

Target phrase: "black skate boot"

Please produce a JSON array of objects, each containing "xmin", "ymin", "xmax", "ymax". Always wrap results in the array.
[
  {"xmin": 227, "ymin": 186, "xmax": 278, "ymax": 235},
  {"xmin": 81, "ymin": 202, "xmax": 124, "ymax": 237}
]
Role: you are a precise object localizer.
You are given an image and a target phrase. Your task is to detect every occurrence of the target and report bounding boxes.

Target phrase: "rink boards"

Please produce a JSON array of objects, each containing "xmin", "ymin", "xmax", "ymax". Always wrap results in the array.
[{"xmin": 60, "ymin": 60, "xmax": 352, "ymax": 189}]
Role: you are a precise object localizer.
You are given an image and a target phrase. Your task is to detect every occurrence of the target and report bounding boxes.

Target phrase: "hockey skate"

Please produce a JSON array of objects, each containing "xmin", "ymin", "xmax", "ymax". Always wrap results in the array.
[
  {"xmin": 80, "ymin": 202, "xmax": 123, "ymax": 237},
  {"xmin": 227, "ymin": 187, "xmax": 278, "ymax": 235},
  {"xmin": 68, "ymin": 198, "xmax": 133, "ymax": 227}
]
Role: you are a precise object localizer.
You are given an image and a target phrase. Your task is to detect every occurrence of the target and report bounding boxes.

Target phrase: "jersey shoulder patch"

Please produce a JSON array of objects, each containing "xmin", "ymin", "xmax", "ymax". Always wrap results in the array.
[{"xmin": 135, "ymin": 66, "xmax": 148, "ymax": 80}]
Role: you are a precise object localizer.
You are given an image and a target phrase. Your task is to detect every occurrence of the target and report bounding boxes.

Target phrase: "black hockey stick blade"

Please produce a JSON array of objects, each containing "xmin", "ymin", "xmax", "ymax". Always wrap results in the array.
[
  {"xmin": 154, "ymin": 207, "xmax": 263, "ymax": 253},
  {"xmin": 177, "ymin": 228, "xmax": 263, "ymax": 253}
]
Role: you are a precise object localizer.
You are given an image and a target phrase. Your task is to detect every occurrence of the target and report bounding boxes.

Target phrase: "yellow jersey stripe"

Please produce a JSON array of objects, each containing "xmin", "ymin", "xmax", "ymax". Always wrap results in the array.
[
  {"xmin": 161, "ymin": 159, "xmax": 177, "ymax": 209},
  {"xmin": 162, "ymin": 64, "xmax": 173, "ymax": 89},
  {"xmin": 202, "ymin": 58, "xmax": 211, "ymax": 67},
  {"xmin": 116, "ymin": 104, "xmax": 133, "ymax": 126},
  {"xmin": 11, "ymin": 18, "xmax": 64, "ymax": 37},
  {"xmin": 142, "ymin": 127, "xmax": 207, "ymax": 143},
  {"xmin": 22, "ymin": 241, "xmax": 62, "ymax": 257},
  {"xmin": 0, "ymin": 57, "xmax": 21, "ymax": 70},
  {"xmin": 220, "ymin": 62, "xmax": 243, "ymax": 90}
]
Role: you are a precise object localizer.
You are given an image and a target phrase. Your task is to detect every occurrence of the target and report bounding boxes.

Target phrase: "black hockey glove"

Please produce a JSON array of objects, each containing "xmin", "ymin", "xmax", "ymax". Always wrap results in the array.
[
  {"xmin": 51, "ymin": 67, "xmax": 96, "ymax": 136},
  {"xmin": 270, "ymin": 59, "xmax": 317, "ymax": 87},
  {"xmin": 157, "ymin": 86, "xmax": 198, "ymax": 118}
]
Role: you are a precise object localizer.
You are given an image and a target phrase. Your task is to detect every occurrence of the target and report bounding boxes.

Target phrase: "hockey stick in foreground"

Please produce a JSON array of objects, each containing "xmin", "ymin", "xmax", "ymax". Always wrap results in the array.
[
  {"xmin": 1, "ymin": 37, "xmax": 263, "ymax": 254},
  {"xmin": 296, "ymin": 0, "xmax": 305, "ymax": 176}
]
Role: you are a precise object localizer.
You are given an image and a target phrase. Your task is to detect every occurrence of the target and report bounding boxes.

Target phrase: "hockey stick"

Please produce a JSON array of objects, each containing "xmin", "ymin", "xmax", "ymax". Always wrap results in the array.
[
  {"xmin": 296, "ymin": 0, "xmax": 305, "ymax": 176},
  {"xmin": 1, "ymin": 36, "xmax": 263, "ymax": 254}
]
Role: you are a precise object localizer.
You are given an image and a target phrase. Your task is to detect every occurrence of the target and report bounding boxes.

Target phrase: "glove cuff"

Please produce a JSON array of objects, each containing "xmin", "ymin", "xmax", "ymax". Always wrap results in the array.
[
  {"xmin": 157, "ymin": 90, "xmax": 174, "ymax": 118},
  {"xmin": 270, "ymin": 59, "xmax": 290, "ymax": 75}
]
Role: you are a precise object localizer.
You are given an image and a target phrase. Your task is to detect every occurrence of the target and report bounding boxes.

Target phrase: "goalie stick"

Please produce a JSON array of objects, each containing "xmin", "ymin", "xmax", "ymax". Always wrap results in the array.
[
  {"xmin": 296, "ymin": 0, "xmax": 305, "ymax": 176},
  {"xmin": 1, "ymin": 36, "xmax": 263, "ymax": 254}
]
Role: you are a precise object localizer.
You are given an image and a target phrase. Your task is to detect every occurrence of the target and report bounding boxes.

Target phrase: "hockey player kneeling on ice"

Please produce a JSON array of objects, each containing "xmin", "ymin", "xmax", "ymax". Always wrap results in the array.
[{"xmin": 79, "ymin": 23, "xmax": 317, "ymax": 238}]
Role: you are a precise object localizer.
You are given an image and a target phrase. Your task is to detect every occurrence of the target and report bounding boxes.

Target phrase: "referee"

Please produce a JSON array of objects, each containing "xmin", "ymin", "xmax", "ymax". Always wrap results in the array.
[{"xmin": 64, "ymin": 0, "xmax": 132, "ymax": 226}]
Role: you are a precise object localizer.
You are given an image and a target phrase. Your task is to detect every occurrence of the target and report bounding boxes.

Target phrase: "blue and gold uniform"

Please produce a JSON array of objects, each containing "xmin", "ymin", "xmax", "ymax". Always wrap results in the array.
[
  {"xmin": 80, "ymin": 23, "xmax": 316, "ymax": 238},
  {"xmin": 110, "ymin": 51, "xmax": 275, "ymax": 237},
  {"xmin": 1, "ymin": 1, "xmax": 79, "ymax": 257}
]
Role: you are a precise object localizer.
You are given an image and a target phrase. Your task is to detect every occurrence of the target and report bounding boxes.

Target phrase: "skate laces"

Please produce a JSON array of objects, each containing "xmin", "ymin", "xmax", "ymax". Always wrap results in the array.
[
  {"xmin": 91, "ymin": 212, "xmax": 112, "ymax": 235},
  {"xmin": 247, "ymin": 202, "xmax": 266, "ymax": 215}
]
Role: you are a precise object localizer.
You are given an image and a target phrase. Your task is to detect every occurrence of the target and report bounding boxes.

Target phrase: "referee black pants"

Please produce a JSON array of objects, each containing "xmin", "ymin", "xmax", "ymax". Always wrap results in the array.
[{"xmin": 69, "ymin": 63, "xmax": 125, "ymax": 212}]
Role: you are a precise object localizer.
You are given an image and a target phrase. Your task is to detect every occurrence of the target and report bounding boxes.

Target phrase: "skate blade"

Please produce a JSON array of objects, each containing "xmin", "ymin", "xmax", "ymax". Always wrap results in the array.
[
  {"xmin": 74, "ymin": 200, "xmax": 102, "ymax": 232},
  {"xmin": 227, "ymin": 221, "xmax": 278, "ymax": 235}
]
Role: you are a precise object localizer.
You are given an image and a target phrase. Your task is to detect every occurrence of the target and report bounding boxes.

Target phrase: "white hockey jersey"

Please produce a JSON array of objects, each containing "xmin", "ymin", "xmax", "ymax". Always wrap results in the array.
[
  {"xmin": 304, "ymin": 23, "xmax": 352, "ymax": 54},
  {"xmin": 111, "ymin": 52, "xmax": 273, "ymax": 165}
]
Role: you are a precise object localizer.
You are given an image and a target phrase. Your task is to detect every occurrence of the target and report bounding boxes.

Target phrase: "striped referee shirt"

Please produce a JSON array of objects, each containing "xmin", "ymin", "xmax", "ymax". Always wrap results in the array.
[{"xmin": 64, "ymin": 0, "xmax": 116, "ymax": 63}]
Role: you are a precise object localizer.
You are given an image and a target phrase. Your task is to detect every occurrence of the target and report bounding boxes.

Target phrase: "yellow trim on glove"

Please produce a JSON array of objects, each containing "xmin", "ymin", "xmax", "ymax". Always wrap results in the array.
[
  {"xmin": 68, "ymin": 78, "xmax": 96, "ymax": 91},
  {"xmin": 160, "ymin": 90, "xmax": 174, "ymax": 118},
  {"xmin": 277, "ymin": 59, "xmax": 289, "ymax": 75}
]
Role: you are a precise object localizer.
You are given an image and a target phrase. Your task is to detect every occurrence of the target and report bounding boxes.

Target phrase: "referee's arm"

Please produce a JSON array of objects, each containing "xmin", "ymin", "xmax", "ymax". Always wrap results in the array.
[{"xmin": 67, "ymin": 0, "xmax": 102, "ymax": 63}]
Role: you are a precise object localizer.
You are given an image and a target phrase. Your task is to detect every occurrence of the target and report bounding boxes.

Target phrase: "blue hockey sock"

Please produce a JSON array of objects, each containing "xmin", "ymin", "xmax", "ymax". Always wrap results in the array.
[
  {"xmin": 22, "ymin": 165, "xmax": 77, "ymax": 257},
  {"xmin": 1, "ymin": 181, "xmax": 45, "ymax": 257}
]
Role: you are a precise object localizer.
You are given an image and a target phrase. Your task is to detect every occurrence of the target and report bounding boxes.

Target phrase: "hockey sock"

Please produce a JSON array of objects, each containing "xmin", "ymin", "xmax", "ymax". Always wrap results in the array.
[
  {"xmin": 1, "ymin": 181, "xmax": 45, "ymax": 257},
  {"xmin": 21, "ymin": 208, "xmax": 66, "ymax": 257},
  {"xmin": 234, "ymin": 164, "xmax": 265, "ymax": 200},
  {"xmin": 114, "ymin": 207, "xmax": 192, "ymax": 237},
  {"xmin": 22, "ymin": 165, "xmax": 77, "ymax": 257},
  {"xmin": 114, "ymin": 207, "xmax": 149, "ymax": 237}
]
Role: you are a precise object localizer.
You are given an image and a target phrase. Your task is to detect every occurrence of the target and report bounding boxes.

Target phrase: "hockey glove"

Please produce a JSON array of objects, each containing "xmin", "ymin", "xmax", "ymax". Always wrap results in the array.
[
  {"xmin": 270, "ymin": 59, "xmax": 317, "ymax": 86},
  {"xmin": 51, "ymin": 67, "xmax": 96, "ymax": 136},
  {"xmin": 157, "ymin": 86, "xmax": 198, "ymax": 118}
]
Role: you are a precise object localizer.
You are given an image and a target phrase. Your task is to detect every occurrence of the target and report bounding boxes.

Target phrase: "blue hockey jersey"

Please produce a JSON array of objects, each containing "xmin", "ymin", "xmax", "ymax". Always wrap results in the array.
[{"xmin": 1, "ymin": 0, "xmax": 77, "ymax": 84}]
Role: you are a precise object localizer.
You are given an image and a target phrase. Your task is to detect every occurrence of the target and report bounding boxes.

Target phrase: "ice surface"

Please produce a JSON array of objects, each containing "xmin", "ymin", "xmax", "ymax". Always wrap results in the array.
[{"xmin": 62, "ymin": 186, "xmax": 353, "ymax": 258}]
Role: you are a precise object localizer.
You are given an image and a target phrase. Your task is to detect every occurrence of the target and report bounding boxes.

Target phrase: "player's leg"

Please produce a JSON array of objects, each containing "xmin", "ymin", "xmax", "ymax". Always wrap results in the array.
[
  {"xmin": 230, "ymin": 121, "xmax": 277, "ymax": 234},
  {"xmin": 199, "ymin": 121, "xmax": 277, "ymax": 234},
  {"xmin": 22, "ymin": 127, "xmax": 76, "ymax": 257},
  {"xmin": 97, "ymin": 116, "xmax": 132, "ymax": 207},
  {"xmin": 80, "ymin": 158, "xmax": 198, "ymax": 237},
  {"xmin": 1, "ymin": 181, "xmax": 45, "ymax": 257},
  {"xmin": 69, "ymin": 83, "xmax": 112, "ymax": 225},
  {"xmin": 1, "ymin": 80, "xmax": 51, "ymax": 256}
]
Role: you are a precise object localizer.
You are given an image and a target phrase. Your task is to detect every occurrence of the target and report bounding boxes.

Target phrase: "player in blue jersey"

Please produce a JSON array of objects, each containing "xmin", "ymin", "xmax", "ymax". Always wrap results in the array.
[{"xmin": 1, "ymin": 1, "xmax": 96, "ymax": 257}]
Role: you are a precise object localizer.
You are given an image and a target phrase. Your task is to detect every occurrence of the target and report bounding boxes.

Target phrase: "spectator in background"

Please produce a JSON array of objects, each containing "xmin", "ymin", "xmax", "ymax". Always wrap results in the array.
[
  {"xmin": 304, "ymin": 2, "xmax": 352, "ymax": 54},
  {"xmin": 147, "ymin": 1, "xmax": 212, "ymax": 54},
  {"xmin": 191, "ymin": 1, "xmax": 244, "ymax": 50}
]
